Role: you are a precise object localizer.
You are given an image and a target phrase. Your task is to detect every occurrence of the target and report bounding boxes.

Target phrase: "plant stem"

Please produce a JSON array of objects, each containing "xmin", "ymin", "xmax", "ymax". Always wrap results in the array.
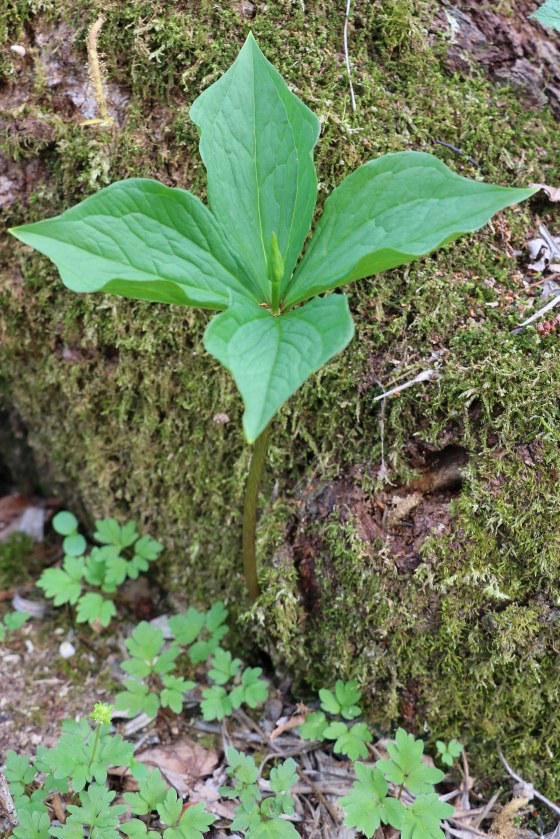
[
  {"xmin": 242, "ymin": 423, "xmax": 272, "ymax": 602},
  {"xmin": 89, "ymin": 722, "xmax": 101, "ymax": 771}
]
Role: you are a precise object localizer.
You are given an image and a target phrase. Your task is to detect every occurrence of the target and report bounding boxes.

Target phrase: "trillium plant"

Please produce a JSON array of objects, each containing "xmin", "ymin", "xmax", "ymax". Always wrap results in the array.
[{"xmin": 10, "ymin": 35, "xmax": 536, "ymax": 601}]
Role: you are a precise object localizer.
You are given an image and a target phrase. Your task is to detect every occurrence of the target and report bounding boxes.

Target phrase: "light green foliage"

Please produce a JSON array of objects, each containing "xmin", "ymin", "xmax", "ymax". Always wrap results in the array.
[
  {"xmin": 115, "ymin": 621, "xmax": 192, "ymax": 718},
  {"xmin": 53, "ymin": 510, "xmax": 87, "ymax": 557},
  {"xmin": 298, "ymin": 680, "xmax": 370, "ymax": 758},
  {"xmin": 124, "ymin": 768, "xmax": 169, "ymax": 815},
  {"xmin": 39, "ymin": 717, "xmax": 134, "ymax": 791},
  {"xmin": 50, "ymin": 784, "xmax": 127, "ymax": 838},
  {"xmin": 207, "ymin": 647, "xmax": 241, "ymax": 684},
  {"xmin": 11, "ymin": 810, "xmax": 50, "ymax": 839},
  {"xmin": 340, "ymin": 764, "xmax": 406, "ymax": 836},
  {"xmin": 230, "ymin": 667, "xmax": 269, "ymax": 709},
  {"xmin": 200, "ymin": 652, "xmax": 268, "ymax": 721},
  {"xmin": 168, "ymin": 601, "xmax": 228, "ymax": 664},
  {"xmin": 377, "ymin": 728, "xmax": 445, "ymax": 794},
  {"xmin": 436, "ymin": 739, "xmax": 463, "ymax": 767},
  {"xmin": 298, "ymin": 711, "xmax": 328, "ymax": 741},
  {"xmin": 223, "ymin": 748, "xmax": 299, "ymax": 839},
  {"xmin": 342, "ymin": 729, "xmax": 454, "ymax": 838},
  {"xmin": 319, "ymin": 679, "xmax": 362, "ymax": 720},
  {"xmin": 9, "ymin": 37, "xmax": 534, "ymax": 443},
  {"xmin": 401, "ymin": 795, "xmax": 455, "ymax": 839},
  {"xmin": 323, "ymin": 721, "xmax": 373, "ymax": 760},
  {"xmin": 157, "ymin": 789, "xmax": 216, "ymax": 839},
  {"xmin": 117, "ymin": 606, "xmax": 266, "ymax": 721},
  {"xmin": 5, "ymin": 750, "xmax": 36, "ymax": 797},
  {"xmin": 531, "ymin": 0, "xmax": 560, "ymax": 31},
  {"xmin": 38, "ymin": 512, "xmax": 163, "ymax": 629},
  {"xmin": 0, "ymin": 609, "xmax": 30, "ymax": 640}
]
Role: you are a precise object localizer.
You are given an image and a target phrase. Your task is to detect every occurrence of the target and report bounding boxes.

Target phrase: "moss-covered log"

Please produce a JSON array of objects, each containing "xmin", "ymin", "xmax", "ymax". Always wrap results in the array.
[{"xmin": 1, "ymin": 0, "xmax": 560, "ymax": 792}]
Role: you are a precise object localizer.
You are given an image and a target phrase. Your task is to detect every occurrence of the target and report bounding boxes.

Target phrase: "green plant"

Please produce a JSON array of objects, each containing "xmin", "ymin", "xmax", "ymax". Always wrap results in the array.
[
  {"xmin": 298, "ymin": 679, "xmax": 373, "ymax": 759},
  {"xmin": 436, "ymin": 738, "xmax": 463, "ymax": 767},
  {"xmin": 115, "ymin": 603, "xmax": 268, "ymax": 721},
  {"xmin": 38, "ymin": 511, "xmax": 163, "ymax": 628},
  {"xmin": 221, "ymin": 747, "xmax": 299, "ymax": 838},
  {"xmin": 200, "ymin": 653, "xmax": 268, "ymax": 722},
  {"xmin": 341, "ymin": 728, "xmax": 454, "ymax": 837},
  {"xmin": 115, "ymin": 621, "xmax": 193, "ymax": 718},
  {"xmin": 531, "ymin": 0, "xmax": 560, "ymax": 30},
  {"xmin": 9, "ymin": 36, "xmax": 537, "ymax": 602},
  {"xmin": 0, "ymin": 609, "xmax": 29, "ymax": 640},
  {"xmin": 6, "ymin": 706, "xmax": 216, "ymax": 838}
]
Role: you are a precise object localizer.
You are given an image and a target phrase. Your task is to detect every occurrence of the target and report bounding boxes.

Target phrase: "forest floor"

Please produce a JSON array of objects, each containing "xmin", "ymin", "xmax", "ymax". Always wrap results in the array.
[{"xmin": 1, "ymin": 497, "xmax": 560, "ymax": 838}]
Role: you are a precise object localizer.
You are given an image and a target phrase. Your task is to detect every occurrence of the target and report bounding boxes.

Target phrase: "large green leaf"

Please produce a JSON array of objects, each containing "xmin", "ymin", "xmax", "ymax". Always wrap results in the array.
[
  {"xmin": 531, "ymin": 0, "xmax": 560, "ymax": 31},
  {"xmin": 190, "ymin": 33, "xmax": 320, "ymax": 302},
  {"xmin": 204, "ymin": 294, "xmax": 354, "ymax": 442},
  {"xmin": 283, "ymin": 152, "xmax": 537, "ymax": 307},
  {"xmin": 9, "ymin": 179, "xmax": 253, "ymax": 309}
]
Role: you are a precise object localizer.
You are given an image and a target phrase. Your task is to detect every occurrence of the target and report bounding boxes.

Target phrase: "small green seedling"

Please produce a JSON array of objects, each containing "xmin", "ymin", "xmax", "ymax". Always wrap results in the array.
[
  {"xmin": 341, "ymin": 728, "xmax": 454, "ymax": 838},
  {"xmin": 531, "ymin": 0, "xmax": 560, "ymax": 30},
  {"xmin": 436, "ymin": 738, "xmax": 463, "ymax": 767},
  {"xmin": 7, "ymin": 706, "xmax": 216, "ymax": 838},
  {"xmin": 0, "ymin": 609, "xmax": 30, "ymax": 641},
  {"xmin": 38, "ymin": 511, "xmax": 163, "ymax": 628},
  {"xmin": 168, "ymin": 601, "xmax": 228, "ymax": 664},
  {"xmin": 222, "ymin": 747, "xmax": 299, "ymax": 838},
  {"xmin": 9, "ymin": 36, "xmax": 537, "ymax": 601},
  {"xmin": 115, "ymin": 621, "xmax": 193, "ymax": 718},
  {"xmin": 200, "ymin": 652, "xmax": 268, "ymax": 721},
  {"xmin": 299, "ymin": 679, "xmax": 372, "ymax": 759},
  {"xmin": 122, "ymin": 771, "xmax": 216, "ymax": 839},
  {"xmin": 116, "ymin": 604, "xmax": 268, "ymax": 721}
]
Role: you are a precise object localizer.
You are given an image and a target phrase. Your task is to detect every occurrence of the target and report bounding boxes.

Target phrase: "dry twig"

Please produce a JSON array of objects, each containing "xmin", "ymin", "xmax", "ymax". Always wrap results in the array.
[{"xmin": 498, "ymin": 751, "xmax": 560, "ymax": 818}]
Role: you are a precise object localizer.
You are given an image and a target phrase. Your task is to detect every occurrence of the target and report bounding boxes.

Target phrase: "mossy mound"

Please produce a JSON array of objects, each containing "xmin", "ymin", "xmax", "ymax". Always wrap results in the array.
[{"xmin": 1, "ymin": 0, "xmax": 560, "ymax": 792}]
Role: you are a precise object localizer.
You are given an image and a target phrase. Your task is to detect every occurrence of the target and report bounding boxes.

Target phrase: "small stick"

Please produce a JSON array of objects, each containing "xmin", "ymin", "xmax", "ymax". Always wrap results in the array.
[
  {"xmin": 297, "ymin": 766, "xmax": 340, "ymax": 825},
  {"xmin": 447, "ymin": 818, "xmax": 489, "ymax": 837},
  {"xmin": 498, "ymin": 751, "xmax": 560, "ymax": 817},
  {"xmin": 512, "ymin": 291, "xmax": 560, "ymax": 332},
  {"xmin": 343, "ymin": 0, "xmax": 357, "ymax": 112},
  {"xmin": 435, "ymin": 139, "xmax": 481, "ymax": 170},
  {"xmin": 373, "ymin": 369, "xmax": 437, "ymax": 402}
]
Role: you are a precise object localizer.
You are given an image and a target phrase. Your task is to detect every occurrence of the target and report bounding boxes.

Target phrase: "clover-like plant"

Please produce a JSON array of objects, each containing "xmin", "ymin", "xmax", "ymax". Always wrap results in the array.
[
  {"xmin": 38, "ymin": 511, "xmax": 163, "ymax": 628},
  {"xmin": 9, "ymin": 35, "xmax": 537, "ymax": 600}
]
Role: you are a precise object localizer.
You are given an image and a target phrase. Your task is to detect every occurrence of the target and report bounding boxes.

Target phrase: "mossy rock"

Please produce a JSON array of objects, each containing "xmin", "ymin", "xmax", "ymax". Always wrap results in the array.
[{"xmin": 1, "ymin": 0, "xmax": 560, "ymax": 793}]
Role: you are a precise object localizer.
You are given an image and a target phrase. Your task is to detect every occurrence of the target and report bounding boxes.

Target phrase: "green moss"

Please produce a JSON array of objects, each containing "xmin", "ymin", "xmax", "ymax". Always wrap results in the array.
[
  {"xmin": 0, "ymin": 532, "xmax": 37, "ymax": 588},
  {"xmin": 1, "ymin": 0, "xmax": 560, "ymax": 795}
]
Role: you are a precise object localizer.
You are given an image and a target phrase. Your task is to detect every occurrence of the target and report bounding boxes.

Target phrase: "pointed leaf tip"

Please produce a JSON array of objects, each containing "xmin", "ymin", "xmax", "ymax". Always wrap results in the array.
[
  {"xmin": 204, "ymin": 295, "xmax": 354, "ymax": 442},
  {"xmin": 190, "ymin": 35, "xmax": 320, "ymax": 303}
]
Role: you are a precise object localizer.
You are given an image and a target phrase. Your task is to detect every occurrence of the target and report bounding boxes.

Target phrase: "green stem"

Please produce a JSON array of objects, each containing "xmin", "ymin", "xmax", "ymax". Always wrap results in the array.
[
  {"xmin": 242, "ymin": 423, "xmax": 272, "ymax": 602},
  {"xmin": 89, "ymin": 723, "xmax": 101, "ymax": 772}
]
